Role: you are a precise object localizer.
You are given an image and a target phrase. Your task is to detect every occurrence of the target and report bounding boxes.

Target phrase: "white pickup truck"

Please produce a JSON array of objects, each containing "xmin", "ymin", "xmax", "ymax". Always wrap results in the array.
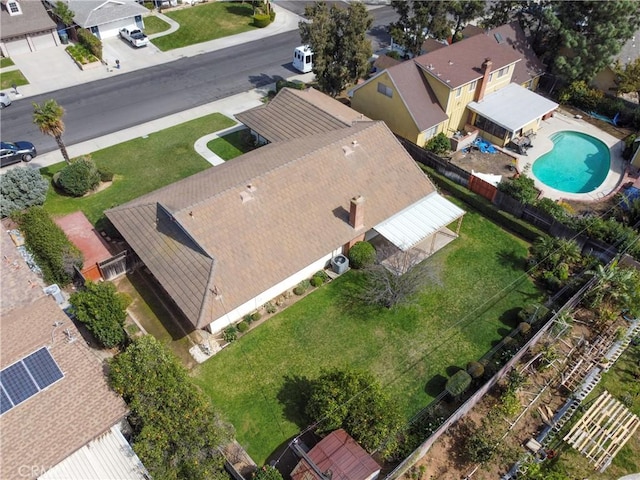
[{"xmin": 119, "ymin": 28, "xmax": 149, "ymax": 48}]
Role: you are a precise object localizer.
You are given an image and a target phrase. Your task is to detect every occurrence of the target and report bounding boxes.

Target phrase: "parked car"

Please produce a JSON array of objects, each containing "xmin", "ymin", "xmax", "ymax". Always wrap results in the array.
[
  {"xmin": 119, "ymin": 28, "xmax": 149, "ymax": 48},
  {"xmin": 1, "ymin": 141, "xmax": 37, "ymax": 167},
  {"xmin": 0, "ymin": 92, "xmax": 11, "ymax": 109}
]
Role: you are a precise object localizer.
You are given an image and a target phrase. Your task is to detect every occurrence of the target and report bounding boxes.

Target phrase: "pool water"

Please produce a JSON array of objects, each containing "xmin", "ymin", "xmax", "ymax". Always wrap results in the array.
[{"xmin": 532, "ymin": 131, "xmax": 610, "ymax": 193}]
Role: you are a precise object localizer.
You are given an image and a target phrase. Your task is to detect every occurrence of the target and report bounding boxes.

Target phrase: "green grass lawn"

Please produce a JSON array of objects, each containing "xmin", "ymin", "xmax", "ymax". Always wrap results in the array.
[
  {"xmin": 206, "ymin": 128, "xmax": 257, "ymax": 160},
  {"xmin": 192, "ymin": 207, "xmax": 543, "ymax": 464},
  {"xmin": 41, "ymin": 113, "xmax": 235, "ymax": 225},
  {"xmin": 0, "ymin": 57, "xmax": 15, "ymax": 68},
  {"xmin": 143, "ymin": 15, "xmax": 171, "ymax": 35},
  {"xmin": 0, "ymin": 70, "xmax": 28, "ymax": 90},
  {"xmin": 152, "ymin": 2, "xmax": 258, "ymax": 51}
]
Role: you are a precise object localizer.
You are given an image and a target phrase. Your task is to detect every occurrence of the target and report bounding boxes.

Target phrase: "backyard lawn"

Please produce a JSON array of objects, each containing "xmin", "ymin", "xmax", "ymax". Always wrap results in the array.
[
  {"xmin": 192, "ymin": 206, "xmax": 543, "ymax": 464},
  {"xmin": 152, "ymin": 2, "xmax": 258, "ymax": 51},
  {"xmin": 41, "ymin": 113, "xmax": 235, "ymax": 226}
]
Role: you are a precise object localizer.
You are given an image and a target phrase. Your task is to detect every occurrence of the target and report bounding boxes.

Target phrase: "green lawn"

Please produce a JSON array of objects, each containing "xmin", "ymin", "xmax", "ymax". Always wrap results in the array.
[
  {"xmin": 206, "ymin": 128, "xmax": 256, "ymax": 160},
  {"xmin": 152, "ymin": 2, "xmax": 258, "ymax": 51},
  {"xmin": 143, "ymin": 15, "xmax": 171, "ymax": 35},
  {"xmin": 0, "ymin": 57, "xmax": 15, "ymax": 68},
  {"xmin": 192, "ymin": 207, "xmax": 543, "ymax": 464},
  {"xmin": 41, "ymin": 113, "xmax": 235, "ymax": 225},
  {"xmin": 0, "ymin": 70, "xmax": 28, "ymax": 90}
]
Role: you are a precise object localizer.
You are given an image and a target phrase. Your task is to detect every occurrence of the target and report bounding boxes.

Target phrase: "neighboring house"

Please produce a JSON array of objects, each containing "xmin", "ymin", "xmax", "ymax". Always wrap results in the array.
[
  {"xmin": 350, "ymin": 25, "xmax": 555, "ymax": 148},
  {"xmin": 591, "ymin": 28, "xmax": 639, "ymax": 94},
  {"xmin": 0, "ymin": 229, "xmax": 148, "ymax": 480},
  {"xmin": 291, "ymin": 429, "xmax": 381, "ymax": 480},
  {"xmin": 106, "ymin": 90, "xmax": 465, "ymax": 335},
  {"xmin": 0, "ymin": 0, "xmax": 58, "ymax": 57},
  {"xmin": 44, "ymin": 0, "xmax": 148, "ymax": 39}
]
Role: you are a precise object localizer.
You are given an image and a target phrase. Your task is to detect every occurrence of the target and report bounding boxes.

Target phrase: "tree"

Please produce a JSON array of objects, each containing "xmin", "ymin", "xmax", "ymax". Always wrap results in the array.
[
  {"xmin": 33, "ymin": 99, "xmax": 70, "ymax": 164},
  {"xmin": 53, "ymin": 1, "xmax": 75, "ymax": 31},
  {"xmin": 109, "ymin": 336, "xmax": 232, "ymax": 480},
  {"xmin": 348, "ymin": 241, "xmax": 376, "ymax": 269},
  {"xmin": 253, "ymin": 466, "xmax": 283, "ymax": 480},
  {"xmin": 299, "ymin": 2, "xmax": 372, "ymax": 97},
  {"xmin": 424, "ymin": 132, "xmax": 451, "ymax": 155},
  {"xmin": 56, "ymin": 156, "xmax": 101, "ymax": 196},
  {"xmin": 390, "ymin": 0, "xmax": 450, "ymax": 57},
  {"xmin": 449, "ymin": 0, "xmax": 485, "ymax": 40},
  {"xmin": 358, "ymin": 247, "xmax": 432, "ymax": 309},
  {"xmin": 0, "ymin": 167, "xmax": 48, "ymax": 217},
  {"xmin": 69, "ymin": 281, "xmax": 130, "ymax": 348},
  {"xmin": 613, "ymin": 58, "xmax": 640, "ymax": 99},
  {"xmin": 305, "ymin": 368, "xmax": 401, "ymax": 453},
  {"xmin": 547, "ymin": 1, "xmax": 640, "ymax": 84},
  {"xmin": 586, "ymin": 261, "xmax": 640, "ymax": 316}
]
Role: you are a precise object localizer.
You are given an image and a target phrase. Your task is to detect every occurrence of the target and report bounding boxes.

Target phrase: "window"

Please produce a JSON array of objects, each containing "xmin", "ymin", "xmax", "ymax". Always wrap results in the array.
[
  {"xmin": 498, "ymin": 66, "xmax": 509, "ymax": 78},
  {"xmin": 423, "ymin": 126, "xmax": 437, "ymax": 140},
  {"xmin": 7, "ymin": 1, "xmax": 21, "ymax": 15},
  {"xmin": 455, "ymin": 87, "xmax": 462, "ymax": 98},
  {"xmin": 468, "ymin": 80, "xmax": 477, "ymax": 92},
  {"xmin": 377, "ymin": 82, "xmax": 393, "ymax": 98},
  {"xmin": 474, "ymin": 115, "xmax": 508, "ymax": 139},
  {"xmin": 488, "ymin": 72, "xmax": 494, "ymax": 82}
]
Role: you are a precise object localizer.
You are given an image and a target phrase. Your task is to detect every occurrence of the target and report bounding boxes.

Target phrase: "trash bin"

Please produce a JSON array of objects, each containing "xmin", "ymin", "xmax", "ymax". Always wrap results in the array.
[{"xmin": 58, "ymin": 30, "xmax": 69, "ymax": 44}]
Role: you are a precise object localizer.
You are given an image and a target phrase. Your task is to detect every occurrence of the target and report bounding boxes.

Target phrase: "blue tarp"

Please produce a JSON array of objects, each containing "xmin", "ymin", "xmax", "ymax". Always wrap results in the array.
[{"xmin": 621, "ymin": 186, "xmax": 640, "ymax": 211}]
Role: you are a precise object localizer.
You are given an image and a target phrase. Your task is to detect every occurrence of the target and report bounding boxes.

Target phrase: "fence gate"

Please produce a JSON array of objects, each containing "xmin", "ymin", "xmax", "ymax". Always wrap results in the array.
[{"xmin": 98, "ymin": 251, "xmax": 127, "ymax": 280}]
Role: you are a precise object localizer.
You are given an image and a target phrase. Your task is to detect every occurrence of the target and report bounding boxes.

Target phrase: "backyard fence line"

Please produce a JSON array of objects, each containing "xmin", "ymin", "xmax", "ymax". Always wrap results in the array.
[{"xmin": 383, "ymin": 274, "xmax": 599, "ymax": 480}]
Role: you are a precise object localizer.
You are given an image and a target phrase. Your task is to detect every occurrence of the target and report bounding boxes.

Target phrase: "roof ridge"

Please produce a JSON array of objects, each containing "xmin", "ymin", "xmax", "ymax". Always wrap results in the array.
[{"xmin": 286, "ymin": 88, "xmax": 352, "ymax": 127}]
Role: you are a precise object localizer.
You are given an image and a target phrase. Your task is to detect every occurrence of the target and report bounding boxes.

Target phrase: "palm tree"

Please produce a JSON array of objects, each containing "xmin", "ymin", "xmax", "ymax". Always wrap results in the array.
[{"xmin": 33, "ymin": 100, "xmax": 70, "ymax": 164}]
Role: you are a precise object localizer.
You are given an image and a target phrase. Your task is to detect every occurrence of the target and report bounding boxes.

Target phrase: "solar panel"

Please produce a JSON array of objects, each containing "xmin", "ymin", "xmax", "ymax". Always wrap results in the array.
[
  {"xmin": 494, "ymin": 33, "xmax": 504, "ymax": 44},
  {"xmin": 0, "ymin": 347, "xmax": 64, "ymax": 416},
  {"xmin": 23, "ymin": 348, "xmax": 64, "ymax": 389},
  {"xmin": 0, "ymin": 362, "xmax": 38, "ymax": 406}
]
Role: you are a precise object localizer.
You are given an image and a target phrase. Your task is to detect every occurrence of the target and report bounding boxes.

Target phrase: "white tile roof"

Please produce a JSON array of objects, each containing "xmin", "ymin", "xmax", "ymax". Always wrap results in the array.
[{"xmin": 374, "ymin": 192, "xmax": 465, "ymax": 251}]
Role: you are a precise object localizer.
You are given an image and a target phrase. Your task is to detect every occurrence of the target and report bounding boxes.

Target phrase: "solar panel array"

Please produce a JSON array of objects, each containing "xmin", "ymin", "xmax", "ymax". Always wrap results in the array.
[{"xmin": 0, "ymin": 347, "xmax": 64, "ymax": 415}]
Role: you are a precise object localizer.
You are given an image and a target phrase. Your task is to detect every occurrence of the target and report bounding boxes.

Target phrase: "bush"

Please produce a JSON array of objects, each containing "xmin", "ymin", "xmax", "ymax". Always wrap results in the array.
[
  {"xmin": 348, "ymin": 241, "xmax": 376, "ymax": 269},
  {"xmin": 386, "ymin": 50, "xmax": 401, "ymax": 60},
  {"xmin": 559, "ymin": 81, "xmax": 603, "ymax": 110},
  {"xmin": 77, "ymin": 27, "xmax": 102, "ymax": 59},
  {"xmin": 237, "ymin": 321, "xmax": 249, "ymax": 333},
  {"xmin": 223, "ymin": 326, "xmax": 237, "ymax": 343},
  {"xmin": 57, "ymin": 156, "xmax": 101, "ymax": 197},
  {"xmin": 269, "ymin": 10, "xmax": 276, "ymax": 22},
  {"xmin": 445, "ymin": 370, "xmax": 472, "ymax": 397},
  {"xmin": 534, "ymin": 197, "xmax": 568, "ymax": 221},
  {"xmin": 251, "ymin": 311, "xmax": 262, "ymax": 322},
  {"xmin": 65, "ymin": 44, "xmax": 98, "ymax": 64},
  {"xmin": 69, "ymin": 281, "xmax": 130, "ymax": 348},
  {"xmin": 254, "ymin": 465, "xmax": 283, "ymax": 480},
  {"xmin": 497, "ymin": 171, "xmax": 538, "ymax": 204},
  {"xmin": 263, "ymin": 301, "xmax": 277, "ymax": 314},
  {"xmin": 466, "ymin": 361, "xmax": 485, "ymax": 379},
  {"xmin": 424, "ymin": 132, "xmax": 451, "ymax": 155},
  {"xmin": 465, "ymin": 431, "xmax": 495, "ymax": 463},
  {"xmin": 293, "ymin": 279, "xmax": 310, "ymax": 295},
  {"xmin": 311, "ymin": 275, "xmax": 324, "ymax": 287},
  {"xmin": 0, "ymin": 168, "xmax": 49, "ymax": 217},
  {"xmin": 99, "ymin": 169, "xmax": 114, "ymax": 182},
  {"xmin": 253, "ymin": 13, "xmax": 270, "ymax": 28},
  {"xmin": 276, "ymin": 79, "xmax": 306, "ymax": 92},
  {"xmin": 12, "ymin": 207, "xmax": 83, "ymax": 285}
]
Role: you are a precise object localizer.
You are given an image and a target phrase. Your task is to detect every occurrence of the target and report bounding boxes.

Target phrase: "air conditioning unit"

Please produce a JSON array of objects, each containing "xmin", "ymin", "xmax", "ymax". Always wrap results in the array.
[{"xmin": 331, "ymin": 255, "xmax": 349, "ymax": 275}]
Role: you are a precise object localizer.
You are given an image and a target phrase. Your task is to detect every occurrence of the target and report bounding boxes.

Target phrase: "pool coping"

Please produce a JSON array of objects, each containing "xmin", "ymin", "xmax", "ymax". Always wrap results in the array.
[{"xmin": 512, "ymin": 111, "xmax": 626, "ymax": 202}]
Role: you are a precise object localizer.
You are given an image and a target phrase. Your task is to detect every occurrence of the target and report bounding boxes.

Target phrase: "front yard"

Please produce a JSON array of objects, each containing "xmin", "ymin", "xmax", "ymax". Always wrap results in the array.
[{"xmin": 192, "ymin": 206, "xmax": 543, "ymax": 464}]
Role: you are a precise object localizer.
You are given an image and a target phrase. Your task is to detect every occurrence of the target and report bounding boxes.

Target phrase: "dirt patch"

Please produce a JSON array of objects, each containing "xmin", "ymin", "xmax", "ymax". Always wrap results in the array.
[{"xmin": 449, "ymin": 148, "xmax": 518, "ymax": 177}]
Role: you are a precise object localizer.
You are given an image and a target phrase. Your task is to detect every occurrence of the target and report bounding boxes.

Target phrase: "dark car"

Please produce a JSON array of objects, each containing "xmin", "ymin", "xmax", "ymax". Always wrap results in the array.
[{"xmin": 1, "ymin": 141, "xmax": 37, "ymax": 167}]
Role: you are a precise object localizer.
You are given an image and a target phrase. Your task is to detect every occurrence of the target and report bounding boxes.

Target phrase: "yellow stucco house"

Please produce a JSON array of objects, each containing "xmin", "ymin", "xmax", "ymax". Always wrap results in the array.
[{"xmin": 350, "ymin": 22, "xmax": 557, "ymax": 149}]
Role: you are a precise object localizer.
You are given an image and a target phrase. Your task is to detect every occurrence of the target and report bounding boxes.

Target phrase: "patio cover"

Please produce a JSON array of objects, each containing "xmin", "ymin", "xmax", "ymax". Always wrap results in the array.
[
  {"xmin": 374, "ymin": 192, "xmax": 465, "ymax": 251},
  {"xmin": 467, "ymin": 83, "xmax": 558, "ymax": 133}
]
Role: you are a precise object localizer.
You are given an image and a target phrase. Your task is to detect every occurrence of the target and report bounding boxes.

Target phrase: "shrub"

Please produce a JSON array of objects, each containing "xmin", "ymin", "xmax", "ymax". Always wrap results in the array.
[
  {"xmin": 559, "ymin": 81, "xmax": 603, "ymax": 110},
  {"xmin": 534, "ymin": 197, "xmax": 568, "ymax": 221},
  {"xmin": 264, "ymin": 301, "xmax": 277, "ymax": 314},
  {"xmin": 251, "ymin": 311, "xmax": 262, "ymax": 323},
  {"xmin": 99, "ymin": 169, "xmax": 114, "ymax": 182},
  {"xmin": 77, "ymin": 27, "xmax": 102, "ymax": 59},
  {"xmin": 293, "ymin": 279, "xmax": 310, "ymax": 295},
  {"xmin": 244, "ymin": 313, "xmax": 254, "ymax": 324},
  {"xmin": 315, "ymin": 270, "xmax": 329, "ymax": 282},
  {"xmin": 269, "ymin": 10, "xmax": 276, "ymax": 22},
  {"xmin": 65, "ymin": 44, "xmax": 98, "ymax": 64},
  {"xmin": 12, "ymin": 207, "xmax": 83, "ymax": 285},
  {"xmin": 223, "ymin": 326, "xmax": 237, "ymax": 343},
  {"xmin": 466, "ymin": 361, "xmax": 484, "ymax": 379},
  {"xmin": 276, "ymin": 79, "xmax": 306, "ymax": 92},
  {"xmin": 465, "ymin": 431, "xmax": 495, "ymax": 463},
  {"xmin": 518, "ymin": 322, "xmax": 531, "ymax": 335},
  {"xmin": 237, "ymin": 321, "xmax": 249, "ymax": 333},
  {"xmin": 424, "ymin": 132, "xmax": 451, "ymax": 155},
  {"xmin": 0, "ymin": 168, "xmax": 49, "ymax": 217},
  {"xmin": 311, "ymin": 275, "xmax": 324, "ymax": 287},
  {"xmin": 348, "ymin": 241, "xmax": 376, "ymax": 269},
  {"xmin": 253, "ymin": 13, "xmax": 270, "ymax": 28},
  {"xmin": 254, "ymin": 465, "xmax": 283, "ymax": 480},
  {"xmin": 57, "ymin": 156, "xmax": 100, "ymax": 197},
  {"xmin": 445, "ymin": 370, "xmax": 472, "ymax": 397},
  {"xmin": 497, "ymin": 171, "xmax": 538, "ymax": 204},
  {"xmin": 69, "ymin": 281, "xmax": 130, "ymax": 348},
  {"xmin": 386, "ymin": 50, "xmax": 401, "ymax": 60}
]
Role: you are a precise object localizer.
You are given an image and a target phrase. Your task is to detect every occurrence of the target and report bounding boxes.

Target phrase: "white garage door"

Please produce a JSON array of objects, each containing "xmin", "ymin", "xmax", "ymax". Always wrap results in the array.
[
  {"xmin": 31, "ymin": 32, "xmax": 57, "ymax": 51},
  {"xmin": 4, "ymin": 38, "xmax": 30, "ymax": 56}
]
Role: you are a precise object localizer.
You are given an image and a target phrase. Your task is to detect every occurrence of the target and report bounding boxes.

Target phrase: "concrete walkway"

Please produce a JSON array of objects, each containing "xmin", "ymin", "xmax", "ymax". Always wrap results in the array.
[{"xmin": 146, "ymin": 12, "xmax": 180, "ymax": 39}]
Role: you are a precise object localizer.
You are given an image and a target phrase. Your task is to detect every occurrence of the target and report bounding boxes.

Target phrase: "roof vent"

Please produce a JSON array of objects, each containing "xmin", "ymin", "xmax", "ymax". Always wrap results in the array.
[
  {"xmin": 428, "ymin": 63, "xmax": 434, "ymax": 70},
  {"xmin": 446, "ymin": 79, "xmax": 451, "ymax": 83},
  {"xmin": 448, "ymin": 60, "xmax": 453, "ymax": 65},
  {"xmin": 240, "ymin": 191, "xmax": 254, "ymax": 203},
  {"xmin": 351, "ymin": 140, "xmax": 359, "ymax": 147},
  {"xmin": 437, "ymin": 72, "xmax": 441, "ymax": 77},
  {"xmin": 342, "ymin": 146, "xmax": 354, "ymax": 156},
  {"xmin": 247, "ymin": 183, "xmax": 257, "ymax": 192}
]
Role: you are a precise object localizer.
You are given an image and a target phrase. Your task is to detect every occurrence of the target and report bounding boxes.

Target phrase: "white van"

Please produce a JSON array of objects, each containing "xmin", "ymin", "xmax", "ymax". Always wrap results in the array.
[{"xmin": 292, "ymin": 45, "xmax": 314, "ymax": 73}]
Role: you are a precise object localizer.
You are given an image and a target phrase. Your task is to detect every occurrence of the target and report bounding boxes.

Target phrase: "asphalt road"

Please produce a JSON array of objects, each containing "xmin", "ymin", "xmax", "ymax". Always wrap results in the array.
[{"xmin": 1, "ymin": 6, "xmax": 397, "ymax": 155}]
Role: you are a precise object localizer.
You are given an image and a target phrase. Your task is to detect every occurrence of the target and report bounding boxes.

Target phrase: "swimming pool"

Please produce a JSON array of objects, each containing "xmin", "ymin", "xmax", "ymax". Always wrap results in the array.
[{"xmin": 532, "ymin": 131, "xmax": 610, "ymax": 193}]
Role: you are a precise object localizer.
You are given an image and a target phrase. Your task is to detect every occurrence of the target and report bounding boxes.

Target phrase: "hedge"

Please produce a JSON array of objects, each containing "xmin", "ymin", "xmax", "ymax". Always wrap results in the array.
[
  {"xmin": 77, "ymin": 28, "xmax": 102, "ymax": 60},
  {"xmin": 253, "ymin": 13, "xmax": 270, "ymax": 28},
  {"xmin": 13, "ymin": 207, "xmax": 83, "ymax": 285}
]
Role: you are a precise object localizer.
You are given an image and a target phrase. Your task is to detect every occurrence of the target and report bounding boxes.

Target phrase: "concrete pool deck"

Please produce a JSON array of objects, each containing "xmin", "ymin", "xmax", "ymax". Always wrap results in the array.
[{"xmin": 512, "ymin": 111, "xmax": 626, "ymax": 202}]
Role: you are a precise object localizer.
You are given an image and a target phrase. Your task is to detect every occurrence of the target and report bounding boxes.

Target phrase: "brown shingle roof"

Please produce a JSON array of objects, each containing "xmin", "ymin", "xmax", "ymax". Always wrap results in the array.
[
  {"xmin": 291, "ymin": 430, "xmax": 380, "ymax": 480},
  {"xmin": 414, "ymin": 32, "xmax": 522, "ymax": 88},
  {"xmin": 235, "ymin": 88, "xmax": 369, "ymax": 143},
  {"xmin": 385, "ymin": 60, "xmax": 448, "ymax": 131},
  {"xmin": 107, "ymin": 121, "xmax": 436, "ymax": 329},
  {"xmin": 487, "ymin": 22, "xmax": 545, "ymax": 84},
  {"xmin": 0, "ymin": 0, "xmax": 56, "ymax": 39},
  {"xmin": 373, "ymin": 54, "xmax": 402, "ymax": 72},
  {"xmin": 0, "ymin": 229, "xmax": 127, "ymax": 480}
]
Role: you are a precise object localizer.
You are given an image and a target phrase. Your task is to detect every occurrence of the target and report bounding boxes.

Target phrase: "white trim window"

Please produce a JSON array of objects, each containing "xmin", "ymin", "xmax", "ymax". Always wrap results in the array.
[
  {"xmin": 7, "ymin": 0, "xmax": 22, "ymax": 15},
  {"xmin": 498, "ymin": 66, "xmax": 509, "ymax": 78},
  {"xmin": 468, "ymin": 80, "xmax": 477, "ymax": 92},
  {"xmin": 423, "ymin": 125, "xmax": 437, "ymax": 140},
  {"xmin": 455, "ymin": 87, "xmax": 462, "ymax": 98},
  {"xmin": 377, "ymin": 82, "xmax": 393, "ymax": 98}
]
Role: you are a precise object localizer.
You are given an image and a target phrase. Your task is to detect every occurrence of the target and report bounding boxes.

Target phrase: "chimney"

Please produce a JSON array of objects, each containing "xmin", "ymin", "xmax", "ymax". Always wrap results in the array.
[
  {"xmin": 476, "ymin": 58, "xmax": 493, "ymax": 102},
  {"xmin": 349, "ymin": 195, "xmax": 365, "ymax": 230}
]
